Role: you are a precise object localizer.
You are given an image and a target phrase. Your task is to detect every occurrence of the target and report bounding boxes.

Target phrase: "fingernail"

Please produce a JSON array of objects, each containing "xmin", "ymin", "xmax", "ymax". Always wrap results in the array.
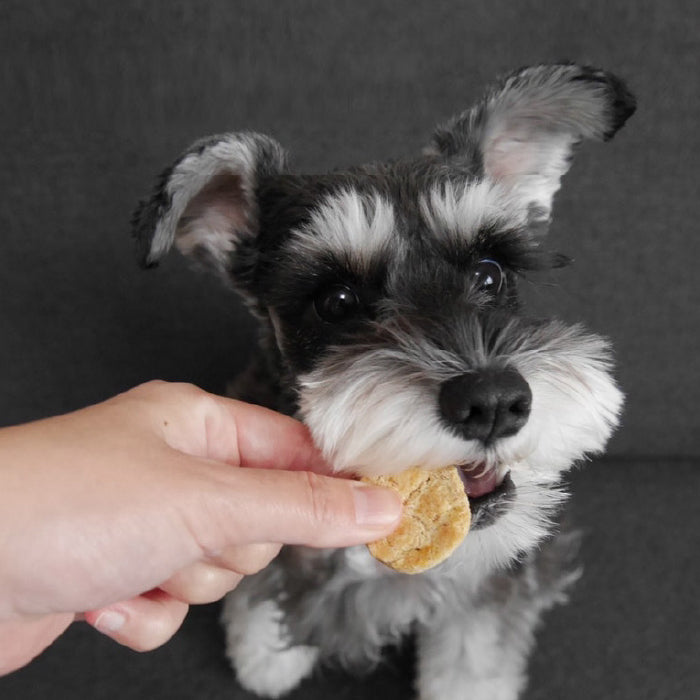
[
  {"xmin": 93, "ymin": 609, "xmax": 126, "ymax": 634},
  {"xmin": 352, "ymin": 484, "xmax": 402, "ymax": 527}
]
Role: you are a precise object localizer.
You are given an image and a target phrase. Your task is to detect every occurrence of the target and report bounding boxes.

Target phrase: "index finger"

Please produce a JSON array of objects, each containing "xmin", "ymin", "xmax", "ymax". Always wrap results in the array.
[{"xmin": 207, "ymin": 395, "xmax": 337, "ymax": 475}]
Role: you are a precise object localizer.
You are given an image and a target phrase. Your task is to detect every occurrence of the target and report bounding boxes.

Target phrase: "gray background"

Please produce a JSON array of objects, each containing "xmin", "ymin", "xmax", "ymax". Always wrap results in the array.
[{"xmin": 1, "ymin": 1, "xmax": 698, "ymax": 699}]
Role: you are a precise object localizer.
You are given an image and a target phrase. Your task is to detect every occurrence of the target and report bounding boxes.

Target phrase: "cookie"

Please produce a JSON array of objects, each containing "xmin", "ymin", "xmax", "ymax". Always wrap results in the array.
[{"xmin": 362, "ymin": 466, "xmax": 470, "ymax": 574}]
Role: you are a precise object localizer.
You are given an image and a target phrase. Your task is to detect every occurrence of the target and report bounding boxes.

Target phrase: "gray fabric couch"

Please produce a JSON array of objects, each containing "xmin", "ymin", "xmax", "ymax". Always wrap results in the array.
[{"xmin": 2, "ymin": 2, "xmax": 698, "ymax": 698}]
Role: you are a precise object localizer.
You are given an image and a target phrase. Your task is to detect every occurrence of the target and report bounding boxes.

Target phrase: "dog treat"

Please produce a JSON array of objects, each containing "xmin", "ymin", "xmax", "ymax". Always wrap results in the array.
[{"xmin": 362, "ymin": 466, "xmax": 470, "ymax": 574}]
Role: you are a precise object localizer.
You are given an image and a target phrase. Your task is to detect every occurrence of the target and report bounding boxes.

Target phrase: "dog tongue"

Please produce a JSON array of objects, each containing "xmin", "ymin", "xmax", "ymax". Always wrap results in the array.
[{"xmin": 458, "ymin": 463, "xmax": 501, "ymax": 499}]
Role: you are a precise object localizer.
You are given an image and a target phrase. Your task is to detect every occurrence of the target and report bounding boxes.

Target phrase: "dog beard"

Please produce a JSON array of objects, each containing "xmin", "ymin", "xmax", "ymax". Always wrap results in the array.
[{"xmin": 298, "ymin": 315, "xmax": 622, "ymax": 478}]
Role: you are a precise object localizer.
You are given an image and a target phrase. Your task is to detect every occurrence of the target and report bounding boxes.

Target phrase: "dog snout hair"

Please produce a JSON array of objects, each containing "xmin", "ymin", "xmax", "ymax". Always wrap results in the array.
[{"xmin": 438, "ymin": 367, "xmax": 532, "ymax": 444}]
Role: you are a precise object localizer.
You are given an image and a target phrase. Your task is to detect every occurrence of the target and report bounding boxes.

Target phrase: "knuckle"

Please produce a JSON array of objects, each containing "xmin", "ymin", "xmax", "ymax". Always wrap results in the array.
[
  {"xmin": 127, "ymin": 381, "xmax": 212, "ymax": 425},
  {"xmin": 131, "ymin": 379, "xmax": 170, "ymax": 397},
  {"xmin": 161, "ymin": 564, "xmax": 244, "ymax": 605},
  {"xmin": 165, "ymin": 381, "xmax": 205, "ymax": 403},
  {"xmin": 133, "ymin": 380, "xmax": 203, "ymax": 402},
  {"xmin": 230, "ymin": 544, "xmax": 280, "ymax": 576},
  {"xmin": 303, "ymin": 471, "xmax": 342, "ymax": 527},
  {"xmin": 173, "ymin": 381, "xmax": 206, "ymax": 398},
  {"xmin": 185, "ymin": 571, "xmax": 241, "ymax": 603}
]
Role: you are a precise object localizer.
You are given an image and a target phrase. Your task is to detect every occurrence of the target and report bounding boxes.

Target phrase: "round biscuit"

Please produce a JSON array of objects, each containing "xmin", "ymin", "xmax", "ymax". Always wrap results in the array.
[{"xmin": 362, "ymin": 466, "xmax": 470, "ymax": 574}]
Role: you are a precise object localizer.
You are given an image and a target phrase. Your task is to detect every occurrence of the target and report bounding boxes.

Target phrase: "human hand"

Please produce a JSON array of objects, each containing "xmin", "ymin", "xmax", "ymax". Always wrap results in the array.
[{"xmin": 0, "ymin": 381, "xmax": 402, "ymax": 675}]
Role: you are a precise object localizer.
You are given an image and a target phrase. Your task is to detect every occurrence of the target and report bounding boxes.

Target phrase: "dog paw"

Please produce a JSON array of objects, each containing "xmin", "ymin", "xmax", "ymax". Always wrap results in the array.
[{"xmin": 222, "ymin": 594, "xmax": 319, "ymax": 698}]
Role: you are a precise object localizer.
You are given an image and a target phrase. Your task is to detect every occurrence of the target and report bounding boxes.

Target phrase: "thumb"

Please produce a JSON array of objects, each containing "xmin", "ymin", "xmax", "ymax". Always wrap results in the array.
[{"xmin": 196, "ymin": 464, "xmax": 403, "ymax": 550}]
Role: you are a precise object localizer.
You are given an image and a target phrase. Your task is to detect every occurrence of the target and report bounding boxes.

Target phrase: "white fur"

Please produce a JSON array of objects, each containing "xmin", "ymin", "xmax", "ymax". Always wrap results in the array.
[
  {"xmin": 291, "ymin": 189, "xmax": 397, "ymax": 272},
  {"xmin": 298, "ymin": 321, "xmax": 621, "ymax": 480},
  {"xmin": 222, "ymin": 586, "xmax": 319, "ymax": 698},
  {"xmin": 299, "ymin": 355, "xmax": 469, "ymax": 475},
  {"xmin": 416, "ymin": 532, "xmax": 581, "ymax": 700},
  {"xmin": 420, "ymin": 179, "xmax": 527, "ymax": 244},
  {"xmin": 511, "ymin": 326, "xmax": 624, "ymax": 473},
  {"xmin": 416, "ymin": 607, "xmax": 527, "ymax": 700}
]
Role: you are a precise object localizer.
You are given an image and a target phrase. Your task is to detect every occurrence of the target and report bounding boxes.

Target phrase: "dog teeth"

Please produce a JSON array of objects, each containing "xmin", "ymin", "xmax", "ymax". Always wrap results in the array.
[
  {"xmin": 457, "ymin": 462, "xmax": 503, "ymax": 498},
  {"xmin": 457, "ymin": 461, "xmax": 490, "ymax": 478}
]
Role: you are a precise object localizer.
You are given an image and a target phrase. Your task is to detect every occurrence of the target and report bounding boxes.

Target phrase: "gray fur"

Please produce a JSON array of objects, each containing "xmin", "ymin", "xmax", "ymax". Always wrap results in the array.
[{"xmin": 132, "ymin": 64, "xmax": 635, "ymax": 699}]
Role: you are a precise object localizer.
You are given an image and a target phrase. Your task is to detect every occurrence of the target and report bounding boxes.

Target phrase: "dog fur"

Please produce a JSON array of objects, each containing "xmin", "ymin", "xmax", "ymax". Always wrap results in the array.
[{"xmin": 133, "ymin": 63, "xmax": 635, "ymax": 699}]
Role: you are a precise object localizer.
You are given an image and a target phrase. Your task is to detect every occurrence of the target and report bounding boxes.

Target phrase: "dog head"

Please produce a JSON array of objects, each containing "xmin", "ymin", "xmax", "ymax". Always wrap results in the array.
[{"xmin": 133, "ymin": 64, "xmax": 634, "ymax": 554}]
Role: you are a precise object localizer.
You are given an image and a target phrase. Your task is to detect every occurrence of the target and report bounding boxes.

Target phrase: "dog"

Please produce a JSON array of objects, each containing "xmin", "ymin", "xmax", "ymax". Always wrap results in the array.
[{"xmin": 132, "ymin": 63, "xmax": 635, "ymax": 700}]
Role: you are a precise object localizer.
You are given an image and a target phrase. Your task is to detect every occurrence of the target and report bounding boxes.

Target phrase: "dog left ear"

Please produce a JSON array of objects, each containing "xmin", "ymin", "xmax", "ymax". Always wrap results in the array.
[
  {"xmin": 132, "ymin": 132, "xmax": 287, "ymax": 275},
  {"xmin": 427, "ymin": 64, "xmax": 636, "ymax": 225}
]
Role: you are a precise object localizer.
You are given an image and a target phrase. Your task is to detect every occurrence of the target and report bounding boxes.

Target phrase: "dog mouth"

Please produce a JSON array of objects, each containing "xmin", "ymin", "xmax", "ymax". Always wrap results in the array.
[{"xmin": 457, "ymin": 462, "xmax": 515, "ymax": 529}]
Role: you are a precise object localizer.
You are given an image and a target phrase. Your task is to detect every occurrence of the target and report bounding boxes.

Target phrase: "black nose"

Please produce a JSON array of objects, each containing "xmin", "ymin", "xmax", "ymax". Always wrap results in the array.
[{"xmin": 438, "ymin": 368, "xmax": 532, "ymax": 444}]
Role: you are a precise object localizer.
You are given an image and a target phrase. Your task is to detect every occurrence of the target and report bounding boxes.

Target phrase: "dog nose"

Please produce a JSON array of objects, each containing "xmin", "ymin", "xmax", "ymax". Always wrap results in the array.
[{"xmin": 438, "ymin": 368, "xmax": 532, "ymax": 443}]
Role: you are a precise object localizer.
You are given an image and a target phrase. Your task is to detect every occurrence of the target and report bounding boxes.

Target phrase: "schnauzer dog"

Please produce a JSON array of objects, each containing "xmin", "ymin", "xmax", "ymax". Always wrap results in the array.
[{"xmin": 133, "ymin": 63, "xmax": 635, "ymax": 700}]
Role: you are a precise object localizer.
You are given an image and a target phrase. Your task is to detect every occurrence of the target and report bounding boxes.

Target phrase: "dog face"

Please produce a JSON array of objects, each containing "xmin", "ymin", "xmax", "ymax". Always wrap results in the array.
[{"xmin": 134, "ymin": 64, "xmax": 634, "ymax": 540}]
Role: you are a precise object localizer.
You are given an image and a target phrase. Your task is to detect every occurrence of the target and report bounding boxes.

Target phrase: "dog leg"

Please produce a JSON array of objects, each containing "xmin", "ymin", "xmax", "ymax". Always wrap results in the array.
[
  {"xmin": 416, "ymin": 532, "xmax": 581, "ymax": 700},
  {"xmin": 415, "ymin": 603, "xmax": 532, "ymax": 700},
  {"xmin": 221, "ymin": 578, "xmax": 319, "ymax": 698}
]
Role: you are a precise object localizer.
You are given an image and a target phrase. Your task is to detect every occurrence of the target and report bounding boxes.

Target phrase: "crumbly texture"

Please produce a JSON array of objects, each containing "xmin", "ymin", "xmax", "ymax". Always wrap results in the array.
[{"xmin": 362, "ymin": 466, "xmax": 471, "ymax": 574}]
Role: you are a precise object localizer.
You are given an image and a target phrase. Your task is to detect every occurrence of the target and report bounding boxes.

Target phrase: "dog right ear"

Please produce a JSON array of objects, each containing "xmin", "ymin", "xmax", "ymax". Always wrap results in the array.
[{"xmin": 132, "ymin": 132, "xmax": 287, "ymax": 277}]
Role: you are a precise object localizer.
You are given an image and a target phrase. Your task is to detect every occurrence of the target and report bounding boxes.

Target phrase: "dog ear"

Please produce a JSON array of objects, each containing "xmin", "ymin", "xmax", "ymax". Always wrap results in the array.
[
  {"xmin": 132, "ymin": 132, "xmax": 287, "ymax": 275},
  {"xmin": 427, "ymin": 64, "xmax": 636, "ymax": 225}
]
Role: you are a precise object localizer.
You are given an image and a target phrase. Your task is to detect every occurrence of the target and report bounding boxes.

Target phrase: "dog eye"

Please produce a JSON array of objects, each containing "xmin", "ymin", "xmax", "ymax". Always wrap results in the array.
[
  {"xmin": 314, "ymin": 284, "xmax": 360, "ymax": 323},
  {"xmin": 473, "ymin": 259, "xmax": 504, "ymax": 295}
]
